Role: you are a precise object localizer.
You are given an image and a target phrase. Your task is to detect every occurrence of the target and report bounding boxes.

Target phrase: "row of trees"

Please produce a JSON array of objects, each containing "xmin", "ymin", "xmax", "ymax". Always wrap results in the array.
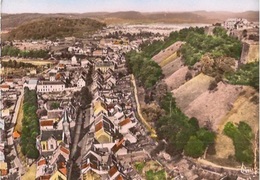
[
  {"xmin": 2, "ymin": 60, "xmax": 36, "ymax": 68},
  {"xmin": 20, "ymin": 87, "xmax": 40, "ymax": 159},
  {"xmin": 2, "ymin": 45, "xmax": 49, "ymax": 58},
  {"xmin": 155, "ymin": 93, "xmax": 215, "ymax": 158},
  {"xmin": 224, "ymin": 121, "xmax": 254, "ymax": 164}
]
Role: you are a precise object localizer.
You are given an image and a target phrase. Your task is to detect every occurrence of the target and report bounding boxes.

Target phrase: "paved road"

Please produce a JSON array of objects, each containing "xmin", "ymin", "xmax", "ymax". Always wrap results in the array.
[{"xmin": 6, "ymin": 88, "xmax": 25, "ymax": 178}]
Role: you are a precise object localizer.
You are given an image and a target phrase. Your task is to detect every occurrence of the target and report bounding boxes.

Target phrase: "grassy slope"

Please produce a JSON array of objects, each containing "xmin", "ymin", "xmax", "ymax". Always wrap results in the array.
[
  {"xmin": 210, "ymin": 87, "xmax": 258, "ymax": 164},
  {"xmin": 172, "ymin": 73, "xmax": 214, "ymax": 110}
]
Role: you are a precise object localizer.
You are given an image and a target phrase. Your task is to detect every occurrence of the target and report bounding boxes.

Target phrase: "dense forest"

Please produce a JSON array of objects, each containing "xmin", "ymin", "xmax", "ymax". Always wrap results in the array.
[
  {"xmin": 20, "ymin": 87, "xmax": 39, "ymax": 159},
  {"xmin": 2, "ymin": 60, "xmax": 37, "ymax": 68},
  {"xmin": 7, "ymin": 17, "xmax": 106, "ymax": 40}
]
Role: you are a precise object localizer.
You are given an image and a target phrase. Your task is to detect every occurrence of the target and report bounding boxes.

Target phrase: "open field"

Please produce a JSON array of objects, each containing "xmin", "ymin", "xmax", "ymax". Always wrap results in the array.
[
  {"xmin": 184, "ymin": 82, "xmax": 244, "ymax": 130},
  {"xmin": 161, "ymin": 57, "xmax": 184, "ymax": 78},
  {"xmin": 152, "ymin": 41, "xmax": 183, "ymax": 64},
  {"xmin": 165, "ymin": 66, "xmax": 188, "ymax": 90},
  {"xmin": 159, "ymin": 52, "xmax": 178, "ymax": 67},
  {"xmin": 172, "ymin": 73, "xmax": 214, "ymax": 110}
]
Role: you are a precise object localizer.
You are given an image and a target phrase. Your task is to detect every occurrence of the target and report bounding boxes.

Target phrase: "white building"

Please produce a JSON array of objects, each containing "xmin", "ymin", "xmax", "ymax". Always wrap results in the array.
[
  {"xmin": 23, "ymin": 79, "xmax": 38, "ymax": 90},
  {"xmin": 77, "ymin": 77, "xmax": 86, "ymax": 88},
  {"xmin": 37, "ymin": 81, "xmax": 65, "ymax": 93},
  {"xmin": 71, "ymin": 56, "xmax": 78, "ymax": 65}
]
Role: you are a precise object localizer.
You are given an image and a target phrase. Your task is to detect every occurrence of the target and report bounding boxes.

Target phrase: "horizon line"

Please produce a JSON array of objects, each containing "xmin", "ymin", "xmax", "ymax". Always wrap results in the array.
[{"xmin": 2, "ymin": 10, "xmax": 259, "ymax": 15}]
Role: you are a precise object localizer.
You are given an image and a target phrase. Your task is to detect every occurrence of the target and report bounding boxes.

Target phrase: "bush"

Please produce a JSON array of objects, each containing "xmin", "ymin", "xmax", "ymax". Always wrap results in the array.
[
  {"xmin": 223, "ymin": 121, "xmax": 254, "ymax": 164},
  {"xmin": 184, "ymin": 136, "xmax": 204, "ymax": 158},
  {"xmin": 208, "ymin": 80, "xmax": 218, "ymax": 91}
]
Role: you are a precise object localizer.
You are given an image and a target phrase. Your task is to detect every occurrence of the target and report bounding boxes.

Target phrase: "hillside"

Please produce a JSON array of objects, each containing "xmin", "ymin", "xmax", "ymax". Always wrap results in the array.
[
  {"xmin": 2, "ymin": 11, "xmax": 259, "ymax": 30},
  {"xmin": 6, "ymin": 17, "xmax": 106, "ymax": 40}
]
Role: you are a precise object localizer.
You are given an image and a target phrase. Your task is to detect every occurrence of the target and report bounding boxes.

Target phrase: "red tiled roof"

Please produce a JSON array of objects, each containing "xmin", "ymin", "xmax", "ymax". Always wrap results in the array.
[
  {"xmin": 59, "ymin": 168, "xmax": 67, "ymax": 176},
  {"xmin": 39, "ymin": 175, "xmax": 51, "ymax": 180},
  {"xmin": 118, "ymin": 118, "xmax": 131, "ymax": 127},
  {"xmin": 38, "ymin": 159, "xmax": 47, "ymax": 166},
  {"xmin": 108, "ymin": 166, "xmax": 118, "ymax": 177},
  {"xmin": 60, "ymin": 146, "xmax": 70, "ymax": 155},
  {"xmin": 40, "ymin": 120, "xmax": 53, "ymax": 126},
  {"xmin": 13, "ymin": 131, "xmax": 21, "ymax": 139},
  {"xmin": 95, "ymin": 121, "xmax": 103, "ymax": 132},
  {"xmin": 116, "ymin": 175, "xmax": 124, "ymax": 180},
  {"xmin": 0, "ymin": 169, "xmax": 8, "ymax": 176},
  {"xmin": 81, "ymin": 163, "xmax": 89, "ymax": 169},
  {"xmin": 112, "ymin": 138, "xmax": 125, "ymax": 153},
  {"xmin": 5, "ymin": 79, "xmax": 13, "ymax": 82},
  {"xmin": 0, "ymin": 84, "xmax": 10, "ymax": 89}
]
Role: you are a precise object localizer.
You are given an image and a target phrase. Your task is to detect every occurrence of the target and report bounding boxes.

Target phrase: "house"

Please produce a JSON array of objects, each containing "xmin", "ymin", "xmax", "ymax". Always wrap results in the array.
[
  {"xmin": 0, "ymin": 162, "xmax": 8, "ymax": 177},
  {"xmin": 1, "ymin": 107, "xmax": 10, "ymax": 117},
  {"xmin": 93, "ymin": 101, "xmax": 108, "ymax": 117},
  {"xmin": 77, "ymin": 77, "xmax": 86, "ymax": 88},
  {"xmin": 36, "ymin": 157, "xmax": 49, "ymax": 179},
  {"xmin": 0, "ymin": 84, "xmax": 10, "ymax": 91},
  {"xmin": 13, "ymin": 131, "xmax": 21, "ymax": 139},
  {"xmin": 30, "ymin": 69, "xmax": 37, "ymax": 75},
  {"xmin": 118, "ymin": 118, "xmax": 136, "ymax": 134},
  {"xmin": 57, "ymin": 64, "xmax": 65, "ymax": 71},
  {"xmin": 111, "ymin": 138, "xmax": 127, "ymax": 156},
  {"xmin": 37, "ymin": 130, "xmax": 63, "ymax": 156},
  {"xmin": 108, "ymin": 165, "xmax": 125, "ymax": 180},
  {"xmin": 36, "ymin": 144, "xmax": 69, "ymax": 180},
  {"xmin": 94, "ymin": 115, "xmax": 116, "ymax": 144},
  {"xmin": 93, "ymin": 50, "xmax": 103, "ymax": 57},
  {"xmin": 37, "ymin": 81, "xmax": 65, "ymax": 93},
  {"xmin": 94, "ymin": 61, "xmax": 115, "ymax": 73},
  {"xmin": 71, "ymin": 56, "xmax": 78, "ymax": 65},
  {"xmin": 23, "ymin": 79, "xmax": 38, "ymax": 90}
]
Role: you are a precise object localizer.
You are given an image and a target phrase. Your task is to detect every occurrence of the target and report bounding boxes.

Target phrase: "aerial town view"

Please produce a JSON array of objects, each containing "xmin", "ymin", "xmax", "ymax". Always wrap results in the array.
[{"xmin": 0, "ymin": 0, "xmax": 259, "ymax": 179}]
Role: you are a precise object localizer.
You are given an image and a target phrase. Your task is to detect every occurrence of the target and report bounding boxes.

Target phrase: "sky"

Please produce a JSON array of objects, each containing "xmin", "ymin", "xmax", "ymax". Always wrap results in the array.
[{"xmin": 2, "ymin": 0, "xmax": 259, "ymax": 14}]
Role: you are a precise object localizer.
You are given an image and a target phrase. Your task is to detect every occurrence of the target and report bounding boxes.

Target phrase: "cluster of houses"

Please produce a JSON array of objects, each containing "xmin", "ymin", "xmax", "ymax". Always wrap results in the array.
[
  {"xmin": 35, "ymin": 105, "xmax": 74, "ymax": 179},
  {"xmin": 27, "ymin": 35, "xmax": 149, "ymax": 179},
  {"xmin": 0, "ymin": 118, "xmax": 7, "ymax": 177},
  {"xmin": 223, "ymin": 18, "xmax": 258, "ymax": 30},
  {"xmin": 78, "ymin": 62, "xmax": 146, "ymax": 179},
  {"xmin": 0, "ymin": 78, "xmax": 24, "ymax": 179}
]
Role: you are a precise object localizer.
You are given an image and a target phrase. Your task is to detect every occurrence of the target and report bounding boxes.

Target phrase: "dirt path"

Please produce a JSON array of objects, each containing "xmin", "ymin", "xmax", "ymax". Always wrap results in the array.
[{"xmin": 131, "ymin": 74, "xmax": 157, "ymax": 137}]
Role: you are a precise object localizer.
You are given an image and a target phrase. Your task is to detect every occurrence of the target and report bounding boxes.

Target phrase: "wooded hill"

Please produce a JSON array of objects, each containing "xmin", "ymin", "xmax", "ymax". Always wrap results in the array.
[
  {"xmin": 7, "ymin": 17, "xmax": 106, "ymax": 40},
  {"xmin": 2, "ymin": 11, "xmax": 259, "ymax": 30}
]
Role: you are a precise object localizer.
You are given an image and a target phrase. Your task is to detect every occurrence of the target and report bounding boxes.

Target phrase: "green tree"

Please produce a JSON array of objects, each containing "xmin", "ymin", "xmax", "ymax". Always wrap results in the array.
[{"xmin": 184, "ymin": 136, "xmax": 204, "ymax": 158}]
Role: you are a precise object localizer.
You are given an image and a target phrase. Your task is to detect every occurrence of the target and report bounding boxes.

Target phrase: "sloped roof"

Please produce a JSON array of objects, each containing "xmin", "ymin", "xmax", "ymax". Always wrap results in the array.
[
  {"xmin": 111, "ymin": 138, "xmax": 125, "ymax": 154},
  {"xmin": 108, "ymin": 166, "xmax": 118, "ymax": 177},
  {"xmin": 41, "ymin": 130, "xmax": 63, "ymax": 141},
  {"xmin": 40, "ymin": 120, "xmax": 53, "ymax": 127},
  {"xmin": 118, "ymin": 118, "xmax": 131, "ymax": 127}
]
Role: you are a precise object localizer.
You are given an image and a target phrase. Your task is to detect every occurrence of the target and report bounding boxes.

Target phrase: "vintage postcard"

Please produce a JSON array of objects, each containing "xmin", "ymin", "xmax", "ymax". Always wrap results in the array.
[{"xmin": 0, "ymin": 0, "xmax": 259, "ymax": 179}]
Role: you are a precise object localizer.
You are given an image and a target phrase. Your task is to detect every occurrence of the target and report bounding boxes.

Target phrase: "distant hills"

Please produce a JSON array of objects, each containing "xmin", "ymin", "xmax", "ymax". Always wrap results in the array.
[
  {"xmin": 6, "ymin": 17, "xmax": 106, "ymax": 40},
  {"xmin": 2, "ymin": 11, "xmax": 259, "ymax": 31}
]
